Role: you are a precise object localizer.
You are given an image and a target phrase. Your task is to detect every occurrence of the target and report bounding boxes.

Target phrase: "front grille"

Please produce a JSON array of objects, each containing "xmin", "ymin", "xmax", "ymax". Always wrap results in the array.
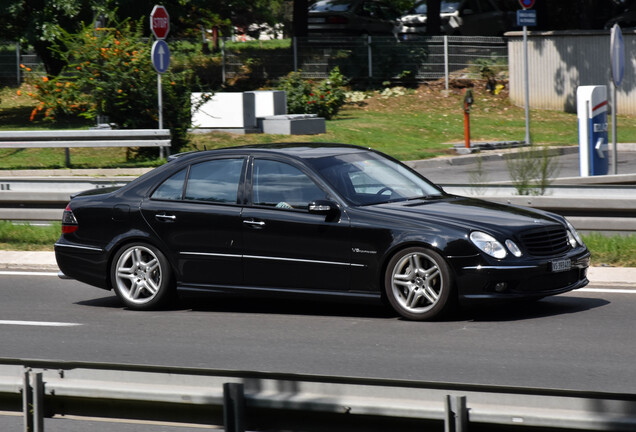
[{"xmin": 520, "ymin": 226, "xmax": 570, "ymax": 257}]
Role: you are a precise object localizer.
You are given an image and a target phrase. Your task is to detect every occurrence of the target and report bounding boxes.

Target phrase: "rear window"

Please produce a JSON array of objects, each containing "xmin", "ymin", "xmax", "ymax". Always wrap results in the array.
[{"xmin": 309, "ymin": 0, "xmax": 355, "ymax": 13}]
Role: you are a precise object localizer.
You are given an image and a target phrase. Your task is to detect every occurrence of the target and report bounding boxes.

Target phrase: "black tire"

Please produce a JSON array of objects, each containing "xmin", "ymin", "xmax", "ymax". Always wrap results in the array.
[
  {"xmin": 110, "ymin": 243, "xmax": 174, "ymax": 310},
  {"xmin": 384, "ymin": 247, "xmax": 455, "ymax": 321}
]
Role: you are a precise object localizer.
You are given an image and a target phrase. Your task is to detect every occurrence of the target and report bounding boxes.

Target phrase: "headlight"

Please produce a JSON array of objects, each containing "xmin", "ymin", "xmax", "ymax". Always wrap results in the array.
[
  {"xmin": 565, "ymin": 219, "xmax": 585, "ymax": 247},
  {"xmin": 470, "ymin": 231, "xmax": 507, "ymax": 259}
]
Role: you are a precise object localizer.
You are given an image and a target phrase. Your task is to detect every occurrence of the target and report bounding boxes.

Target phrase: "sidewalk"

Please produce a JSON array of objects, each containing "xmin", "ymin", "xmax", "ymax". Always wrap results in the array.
[{"xmin": 0, "ymin": 251, "xmax": 633, "ymax": 288}]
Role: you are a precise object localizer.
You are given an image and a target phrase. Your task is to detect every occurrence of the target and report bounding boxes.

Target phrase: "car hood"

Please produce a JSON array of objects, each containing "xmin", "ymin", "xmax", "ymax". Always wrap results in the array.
[{"xmin": 370, "ymin": 195, "xmax": 563, "ymax": 236}]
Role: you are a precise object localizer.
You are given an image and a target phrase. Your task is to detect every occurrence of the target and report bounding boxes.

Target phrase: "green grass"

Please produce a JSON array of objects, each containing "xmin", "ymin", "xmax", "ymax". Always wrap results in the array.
[
  {"xmin": 4, "ymin": 81, "xmax": 636, "ymax": 168},
  {"xmin": 581, "ymin": 233, "xmax": 636, "ymax": 267},
  {"xmin": 0, "ymin": 221, "xmax": 61, "ymax": 251}
]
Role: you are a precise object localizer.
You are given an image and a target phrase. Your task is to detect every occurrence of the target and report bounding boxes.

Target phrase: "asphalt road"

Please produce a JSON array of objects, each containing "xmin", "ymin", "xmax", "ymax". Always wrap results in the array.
[{"xmin": 1, "ymin": 272, "xmax": 635, "ymax": 393}]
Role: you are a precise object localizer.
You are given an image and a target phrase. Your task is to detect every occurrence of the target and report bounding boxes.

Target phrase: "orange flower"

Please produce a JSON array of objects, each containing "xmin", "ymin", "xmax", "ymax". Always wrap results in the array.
[
  {"xmin": 42, "ymin": 76, "xmax": 49, "ymax": 82},
  {"xmin": 20, "ymin": 64, "xmax": 25, "ymax": 69},
  {"xmin": 16, "ymin": 90, "xmax": 21, "ymax": 96}
]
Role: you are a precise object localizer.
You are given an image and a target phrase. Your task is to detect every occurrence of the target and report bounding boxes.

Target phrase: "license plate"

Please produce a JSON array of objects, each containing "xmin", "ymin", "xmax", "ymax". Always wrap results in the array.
[{"xmin": 551, "ymin": 259, "xmax": 571, "ymax": 273}]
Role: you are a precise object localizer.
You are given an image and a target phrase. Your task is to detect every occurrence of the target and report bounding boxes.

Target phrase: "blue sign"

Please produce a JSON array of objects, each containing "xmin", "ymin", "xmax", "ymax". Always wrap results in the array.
[
  {"xmin": 517, "ymin": 9, "xmax": 537, "ymax": 27},
  {"xmin": 611, "ymin": 24, "xmax": 624, "ymax": 86},
  {"xmin": 151, "ymin": 40, "xmax": 170, "ymax": 74}
]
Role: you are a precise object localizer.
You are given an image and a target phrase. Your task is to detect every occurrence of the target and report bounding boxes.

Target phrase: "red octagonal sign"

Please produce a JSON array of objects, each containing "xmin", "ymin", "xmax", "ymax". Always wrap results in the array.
[{"xmin": 150, "ymin": 5, "xmax": 170, "ymax": 40}]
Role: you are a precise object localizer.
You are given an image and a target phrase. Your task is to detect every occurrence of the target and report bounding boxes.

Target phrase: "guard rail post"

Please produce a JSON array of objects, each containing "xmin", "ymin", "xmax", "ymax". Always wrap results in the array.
[
  {"xmin": 445, "ymin": 395, "xmax": 468, "ymax": 432},
  {"xmin": 22, "ymin": 370, "xmax": 44, "ymax": 432},
  {"xmin": 223, "ymin": 382, "xmax": 245, "ymax": 432}
]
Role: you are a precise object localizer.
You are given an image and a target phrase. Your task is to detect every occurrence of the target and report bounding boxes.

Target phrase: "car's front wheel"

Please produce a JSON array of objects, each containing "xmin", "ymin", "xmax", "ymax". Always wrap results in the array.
[
  {"xmin": 110, "ymin": 243, "xmax": 174, "ymax": 310},
  {"xmin": 384, "ymin": 247, "xmax": 455, "ymax": 321}
]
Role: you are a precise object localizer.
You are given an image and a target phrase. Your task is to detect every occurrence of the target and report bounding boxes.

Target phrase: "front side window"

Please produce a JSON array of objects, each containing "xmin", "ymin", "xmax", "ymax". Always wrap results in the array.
[{"xmin": 252, "ymin": 159, "xmax": 326, "ymax": 210}]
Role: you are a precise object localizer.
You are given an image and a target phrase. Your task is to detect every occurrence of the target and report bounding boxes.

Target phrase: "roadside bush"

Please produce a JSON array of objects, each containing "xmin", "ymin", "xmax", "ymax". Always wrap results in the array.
[
  {"xmin": 23, "ymin": 16, "xmax": 207, "ymax": 155},
  {"xmin": 277, "ymin": 67, "xmax": 347, "ymax": 120}
]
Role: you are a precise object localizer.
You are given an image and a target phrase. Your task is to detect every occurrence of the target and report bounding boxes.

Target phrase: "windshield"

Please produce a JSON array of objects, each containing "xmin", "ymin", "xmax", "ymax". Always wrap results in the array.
[
  {"xmin": 412, "ymin": 1, "xmax": 461, "ymax": 14},
  {"xmin": 307, "ymin": 151, "xmax": 443, "ymax": 206},
  {"xmin": 309, "ymin": 0, "xmax": 354, "ymax": 13}
]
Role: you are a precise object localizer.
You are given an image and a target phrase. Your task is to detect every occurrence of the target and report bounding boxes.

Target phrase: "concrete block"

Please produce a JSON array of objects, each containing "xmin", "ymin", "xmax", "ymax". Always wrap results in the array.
[
  {"xmin": 261, "ymin": 114, "xmax": 326, "ymax": 135},
  {"xmin": 191, "ymin": 92, "xmax": 256, "ymax": 129},
  {"xmin": 246, "ymin": 90, "xmax": 287, "ymax": 117}
]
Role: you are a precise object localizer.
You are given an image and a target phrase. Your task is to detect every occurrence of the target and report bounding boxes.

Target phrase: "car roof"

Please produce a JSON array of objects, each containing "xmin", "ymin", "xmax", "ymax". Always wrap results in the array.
[{"xmin": 170, "ymin": 142, "xmax": 373, "ymax": 163}]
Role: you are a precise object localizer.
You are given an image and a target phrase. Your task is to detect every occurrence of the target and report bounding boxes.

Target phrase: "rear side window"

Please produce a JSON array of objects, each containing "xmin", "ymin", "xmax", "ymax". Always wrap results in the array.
[
  {"xmin": 151, "ymin": 158, "xmax": 244, "ymax": 203},
  {"xmin": 184, "ymin": 158, "xmax": 244, "ymax": 203}
]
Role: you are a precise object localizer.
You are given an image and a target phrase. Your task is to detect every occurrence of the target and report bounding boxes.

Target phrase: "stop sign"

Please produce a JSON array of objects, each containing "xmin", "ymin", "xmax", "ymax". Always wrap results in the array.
[{"xmin": 150, "ymin": 5, "xmax": 170, "ymax": 39}]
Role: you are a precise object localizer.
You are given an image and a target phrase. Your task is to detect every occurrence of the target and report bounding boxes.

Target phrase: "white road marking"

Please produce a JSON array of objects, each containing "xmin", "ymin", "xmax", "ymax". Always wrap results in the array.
[
  {"xmin": 0, "ymin": 320, "xmax": 81, "ymax": 327},
  {"xmin": 579, "ymin": 288, "xmax": 636, "ymax": 294},
  {"xmin": 0, "ymin": 271, "xmax": 59, "ymax": 276}
]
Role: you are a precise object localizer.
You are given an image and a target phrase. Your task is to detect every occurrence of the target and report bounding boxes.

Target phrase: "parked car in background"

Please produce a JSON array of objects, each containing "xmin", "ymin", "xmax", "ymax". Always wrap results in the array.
[
  {"xmin": 55, "ymin": 144, "xmax": 590, "ymax": 321},
  {"xmin": 605, "ymin": 6, "xmax": 636, "ymax": 29},
  {"xmin": 396, "ymin": 0, "xmax": 510, "ymax": 40},
  {"xmin": 308, "ymin": 0, "xmax": 402, "ymax": 37}
]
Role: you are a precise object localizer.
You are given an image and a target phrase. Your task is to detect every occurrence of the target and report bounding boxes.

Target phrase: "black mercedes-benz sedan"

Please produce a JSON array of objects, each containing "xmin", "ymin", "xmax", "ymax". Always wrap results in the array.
[{"xmin": 55, "ymin": 144, "xmax": 590, "ymax": 320}]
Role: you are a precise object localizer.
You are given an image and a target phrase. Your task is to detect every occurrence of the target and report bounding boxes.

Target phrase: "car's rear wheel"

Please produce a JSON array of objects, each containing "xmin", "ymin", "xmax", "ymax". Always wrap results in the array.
[
  {"xmin": 384, "ymin": 247, "xmax": 455, "ymax": 321},
  {"xmin": 111, "ymin": 243, "xmax": 174, "ymax": 310}
]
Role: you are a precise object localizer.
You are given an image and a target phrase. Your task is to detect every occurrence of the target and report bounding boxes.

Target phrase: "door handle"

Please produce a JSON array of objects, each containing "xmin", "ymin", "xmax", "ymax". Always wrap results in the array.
[
  {"xmin": 155, "ymin": 213, "xmax": 176, "ymax": 222},
  {"xmin": 243, "ymin": 219, "xmax": 265, "ymax": 227}
]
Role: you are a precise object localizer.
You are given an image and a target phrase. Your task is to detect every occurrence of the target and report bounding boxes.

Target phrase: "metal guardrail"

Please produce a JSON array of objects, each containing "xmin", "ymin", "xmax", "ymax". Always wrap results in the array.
[
  {"xmin": 0, "ymin": 129, "xmax": 171, "ymax": 167},
  {"xmin": 2, "ymin": 358, "xmax": 636, "ymax": 432},
  {"xmin": 0, "ymin": 179, "xmax": 633, "ymax": 233}
]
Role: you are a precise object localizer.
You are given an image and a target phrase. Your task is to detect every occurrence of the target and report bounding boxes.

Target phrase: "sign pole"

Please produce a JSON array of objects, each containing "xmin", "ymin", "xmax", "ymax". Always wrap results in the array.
[
  {"xmin": 150, "ymin": 5, "xmax": 170, "ymax": 159},
  {"xmin": 611, "ymin": 80, "xmax": 617, "ymax": 174},
  {"xmin": 517, "ymin": 0, "xmax": 535, "ymax": 145},
  {"xmin": 523, "ymin": 24, "xmax": 530, "ymax": 145},
  {"xmin": 610, "ymin": 23, "xmax": 624, "ymax": 175}
]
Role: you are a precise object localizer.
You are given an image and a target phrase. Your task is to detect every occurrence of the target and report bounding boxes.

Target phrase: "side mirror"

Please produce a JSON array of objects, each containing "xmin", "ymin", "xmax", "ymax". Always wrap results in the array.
[{"xmin": 308, "ymin": 200, "xmax": 339, "ymax": 216}]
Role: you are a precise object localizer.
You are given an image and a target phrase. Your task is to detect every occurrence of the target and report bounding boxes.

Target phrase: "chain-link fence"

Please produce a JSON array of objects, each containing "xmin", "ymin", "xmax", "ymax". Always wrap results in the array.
[
  {"xmin": 223, "ymin": 36, "xmax": 508, "ymax": 85},
  {"xmin": 1, "ymin": 36, "xmax": 507, "ymax": 88}
]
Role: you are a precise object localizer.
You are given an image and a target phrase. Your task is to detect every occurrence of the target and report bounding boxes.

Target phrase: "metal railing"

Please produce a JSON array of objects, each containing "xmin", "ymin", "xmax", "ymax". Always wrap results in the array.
[
  {"xmin": 2, "ymin": 358, "xmax": 636, "ymax": 432},
  {"xmin": 1, "ymin": 176, "xmax": 634, "ymax": 234},
  {"xmin": 224, "ymin": 36, "xmax": 508, "ymax": 84}
]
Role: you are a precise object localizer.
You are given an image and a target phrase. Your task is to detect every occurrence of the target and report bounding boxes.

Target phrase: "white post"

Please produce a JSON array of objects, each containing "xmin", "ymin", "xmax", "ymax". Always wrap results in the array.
[{"xmin": 444, "ymin": 35, "xmax": 449, "ymax": 90}]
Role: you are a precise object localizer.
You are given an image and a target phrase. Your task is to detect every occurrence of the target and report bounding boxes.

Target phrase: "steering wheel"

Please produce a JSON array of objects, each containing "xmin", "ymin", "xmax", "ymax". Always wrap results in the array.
[{"xmin": 376, "ymin": 187, "xmax": 395, "ymax": 196}]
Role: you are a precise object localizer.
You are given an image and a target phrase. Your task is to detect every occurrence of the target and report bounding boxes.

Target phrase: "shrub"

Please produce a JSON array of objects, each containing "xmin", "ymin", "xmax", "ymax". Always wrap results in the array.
[
  {"xmin": 278, "ymin": 67, "xmax": 347, "ymax": 120},
  {"xmin": 24, "ymin": 16, "xmax": 207, "ymax": 155}
]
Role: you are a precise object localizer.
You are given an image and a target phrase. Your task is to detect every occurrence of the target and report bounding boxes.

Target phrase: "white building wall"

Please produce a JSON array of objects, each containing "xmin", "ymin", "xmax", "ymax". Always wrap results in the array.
[{"xmin": 508, "ymin": 30, "xmax": 636, "ymax": 114}]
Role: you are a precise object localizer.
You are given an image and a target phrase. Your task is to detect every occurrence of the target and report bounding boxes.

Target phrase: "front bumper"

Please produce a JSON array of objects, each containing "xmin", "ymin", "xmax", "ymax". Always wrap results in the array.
[{"xmin": 450, "ymin": 250, "xmax": 591, "ymax": 301}]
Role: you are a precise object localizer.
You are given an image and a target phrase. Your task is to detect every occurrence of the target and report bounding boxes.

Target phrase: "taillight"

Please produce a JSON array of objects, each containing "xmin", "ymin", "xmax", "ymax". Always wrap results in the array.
[{"xmin": 61, "ymin": 204, "xmax": 78, "ymax": 234}]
